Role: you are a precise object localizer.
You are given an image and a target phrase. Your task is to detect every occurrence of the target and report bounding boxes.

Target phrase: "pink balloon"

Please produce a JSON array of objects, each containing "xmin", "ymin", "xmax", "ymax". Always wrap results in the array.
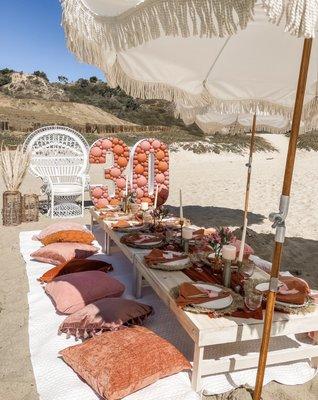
[
  {"xmin": 110, "ymin": 167, "xmax": 121, "ymax": 177},
  {"xmin": 137, "ymin": 176, "xmax": 147, "ymax": 187},
  {"xmin": 152, "ymin": 140, "xmax": 161, "ymax": 149},
  {"xmin": 140, "ymin": 140, "xmax": 151, "ymax": 151},
  {"xmin": 155, "ymin": 173, "xmax": 165, "ymax": 184},
  {"xmin": 164, "ymin": 180, "xmax": 169, "ymax": 185},
  {"xmin": 101, "ymin": 139, "xmax": 112, "ymax": 149},
  {"xmin": 133, "ymin": 184, "xmax": 138, "ymax": 189},
  {"xmin": 91, "ymin": 146, "xmax": 102, "ymax": 157},
  {"xmin": 92, "ymin": 187, "xmax": 103, "ymax": 198},
  {"xmin": 97, "ymin": 198, "xmax": 109, "ymax": 208},
  {"xmin": 136, "ymin": 188, "xmax": 144, "ymax": 198},
  {"xmin": 116, "ymin": 178, "xmax": 126, "ymax": 189}
]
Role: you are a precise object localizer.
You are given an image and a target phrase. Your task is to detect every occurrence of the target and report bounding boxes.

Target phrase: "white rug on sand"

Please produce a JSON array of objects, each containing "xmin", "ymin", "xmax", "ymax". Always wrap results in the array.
[{"xmin": 20, "ymin": 228, "xmax": 317, "ymax": 400}]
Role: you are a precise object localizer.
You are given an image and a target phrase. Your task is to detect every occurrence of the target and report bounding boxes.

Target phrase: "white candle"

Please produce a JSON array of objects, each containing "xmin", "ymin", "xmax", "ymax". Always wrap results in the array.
[
  {"xmin": 222, "ymin": 245, "xmax": 236, "ymax": 261},
  {"xmin": 179, "ymin": 189, "xmax": 183, "ymax": 220},
  {"xmin": 141, "ymin": 202, "xmax": 149, "ymax": 211},
  {"xmin": 154, "ymin": 185, "xmax": 159, "ymax": 209},
  {"xmin": 182, "ymin": 227, "xmax": 193, "ymax": 240}
]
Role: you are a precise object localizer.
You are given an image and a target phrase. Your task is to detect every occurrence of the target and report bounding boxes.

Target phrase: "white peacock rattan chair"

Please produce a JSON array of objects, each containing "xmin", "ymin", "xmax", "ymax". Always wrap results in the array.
[{"xmin": 23, "ymin": 125, "xmax": 89, "ymax": 218}]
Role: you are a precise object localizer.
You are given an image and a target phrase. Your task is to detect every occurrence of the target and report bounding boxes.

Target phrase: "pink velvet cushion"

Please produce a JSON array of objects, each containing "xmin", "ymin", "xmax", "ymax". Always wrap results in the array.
[
  {"xmin": 31, "ymin": 242, "xmax": 98, "ymax": 266},
  {"xmin": 60, "ymin": 326, "xmax": 191, "ymax": 400},
  {"xmin": 231, "ymin": 239, "xmax": 254, "ymax": 257},
  {"xmin": 45, "ymin": 271, "xmax": 125, "ymax": 314},
  {"xmin": 59, "ymin": 298, "xmax": 153, "ymax": 338}
]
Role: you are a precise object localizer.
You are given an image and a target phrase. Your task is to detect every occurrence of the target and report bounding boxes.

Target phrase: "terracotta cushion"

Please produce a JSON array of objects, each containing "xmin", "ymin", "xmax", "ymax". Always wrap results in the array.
[
  {"xmin": 59, "ymin": 298, "xmax": 153, "ymax": 338},
  {"xmin": 38, "ymin": 259, "xmax": 113, "ymax": 283},
  {"xmin": 60, "ymin": 326, "xmax": 191, "ymax": 400},
  {"xmin": 33, "ymin": 222, "xmax": 95, "ymax": 245},
  {"xmin": 45, "ymin": 271, "xmax": 125, "ymax": 314},
  {"xmin": 31, "ymin": 242, "xmax": 98, "ymax": 266}
]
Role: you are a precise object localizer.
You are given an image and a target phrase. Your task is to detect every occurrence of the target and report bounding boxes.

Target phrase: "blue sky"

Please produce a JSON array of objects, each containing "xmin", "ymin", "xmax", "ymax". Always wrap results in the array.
[{"xmin": 0, "ymin": 0, "xmax": 104, "ymax": 82}]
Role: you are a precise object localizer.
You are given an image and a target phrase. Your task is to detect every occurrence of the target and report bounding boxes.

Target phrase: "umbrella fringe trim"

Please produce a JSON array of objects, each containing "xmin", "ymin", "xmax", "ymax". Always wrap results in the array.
[
  {"xmin": 61, "ymin": 0, "xmax": 256, "ymax": 52},
  {"xmin": 107, "ymin": 61, "xmax": 318, "ymax": 129},
  {"xmin": 194, "ymin": 120, "xmax": 292, "ymax": 134},
  {"xmin": 60, "ymin": 0, "xmax": 317, "ymax": 58}
]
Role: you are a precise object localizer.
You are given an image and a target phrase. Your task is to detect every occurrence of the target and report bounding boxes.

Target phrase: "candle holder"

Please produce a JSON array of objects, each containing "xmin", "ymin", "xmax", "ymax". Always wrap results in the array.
[
  {"xmin": 222, "ymin": 259, "xmax": 232, "ymax": 287},
  {"xmin": 183, "ymin": 238, "xmax": 190, "ymax": 254}
]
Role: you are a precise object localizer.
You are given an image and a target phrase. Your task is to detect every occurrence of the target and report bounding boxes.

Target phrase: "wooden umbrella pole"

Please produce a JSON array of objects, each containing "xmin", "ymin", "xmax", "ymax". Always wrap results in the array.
[
  {"xmin": 238, "ymin": 113, "xmax": 257, "ymax": 263},
  {"xmin": 253, "ymin": 38, "xmax": 313, "ymax": 400}
]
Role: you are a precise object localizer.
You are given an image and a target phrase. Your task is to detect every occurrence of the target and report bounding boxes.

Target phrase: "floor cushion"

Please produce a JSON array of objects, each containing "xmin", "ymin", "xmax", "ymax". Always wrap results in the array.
[
  {"xmin": 31, "ymin": 242, "xmax": 98, "ymax": 266},
  {"xmin": 38, "ymin": 259, "xmax": 113, "ymax": 283},
  {"xmin": 60, "ymin": 326, "xmax": 191, "ymax": 399},
  {"xmin": 59, "ymin": 298, "xmax": 153, "ymax": 338},
  {"xmin": 45, "ymin": 271, "xmax": 125, "ymax": 314},
  {"xmin": 32, "ymin": 222, "xmax": 95, "ymax": 245}
]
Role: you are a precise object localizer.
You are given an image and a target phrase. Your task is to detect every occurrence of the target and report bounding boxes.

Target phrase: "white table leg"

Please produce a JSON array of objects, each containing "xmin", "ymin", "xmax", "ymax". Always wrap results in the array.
[
  {"xmin": 192, "ymin": 344, "xmax": 204, "ymax": 392},
  {"xmin": 134, "ymin": 268, "xmax": 143, "ymax": 299},
  {"xmin": 311, "ymin": 356, "xmax": 318, "ymax": 368}
]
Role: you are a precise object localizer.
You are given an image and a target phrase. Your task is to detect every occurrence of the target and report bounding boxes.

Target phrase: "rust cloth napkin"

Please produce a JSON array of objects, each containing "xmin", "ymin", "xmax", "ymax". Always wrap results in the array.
[
  {"xmin": 112, "ymin": 220, "xmax": 131, "ymax": 229},
  {"xmin": 144, "ymin": 249, "xmax": 188, "ymax": 265},
  {"xmin": 121, "ymin": 233, "xmax": 162, "ymax": 246},
  {"xmin": 276, "ymin": 276, "xmax": 310, "ymax": 305},
  {"xmin": 175, "ymin": 282, "xmax": 230, "ymax": 308}
]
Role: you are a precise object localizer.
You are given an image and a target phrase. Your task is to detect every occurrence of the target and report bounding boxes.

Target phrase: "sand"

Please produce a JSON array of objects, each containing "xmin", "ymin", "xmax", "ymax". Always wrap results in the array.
[{"xmin": 0, "ymin": 134, "xmax": 317, "ymax": 400}]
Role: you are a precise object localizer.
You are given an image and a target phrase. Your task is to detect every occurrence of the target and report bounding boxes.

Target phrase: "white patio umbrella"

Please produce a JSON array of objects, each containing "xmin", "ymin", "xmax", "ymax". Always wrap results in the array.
[{"xmin": 61, "ymin": 1, "xmax": 317, "ymax": 399}]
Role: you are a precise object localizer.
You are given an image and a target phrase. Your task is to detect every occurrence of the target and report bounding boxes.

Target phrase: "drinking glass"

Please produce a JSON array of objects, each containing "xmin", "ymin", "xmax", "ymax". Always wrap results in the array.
[
  {"xmin": 244, "ymin": 291, "xmax": 263, "ymax": 311},
  {"xmin": 239, "ymin": 259, "xmax": 255, "ymax": 278}
]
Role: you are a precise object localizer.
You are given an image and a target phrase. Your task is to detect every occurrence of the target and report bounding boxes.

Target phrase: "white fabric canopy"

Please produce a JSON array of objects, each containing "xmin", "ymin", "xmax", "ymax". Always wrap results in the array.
[
  {"xmin": 62, "ymin": 1, "xmax": 318, "ymax": 125},
  {"xmin": 179, "ymin": 110, "xmax": 291, "ymax": 134}
]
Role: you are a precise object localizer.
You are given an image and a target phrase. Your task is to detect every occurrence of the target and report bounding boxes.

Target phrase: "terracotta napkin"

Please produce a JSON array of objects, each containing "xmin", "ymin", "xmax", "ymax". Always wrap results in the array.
[
  {"xmin": 276, "ymin": 276, "xmax": 310, "ymax": 305},
  {"xmin": 121, "ymin": 233, "xmax": 162, "ymax": 245},
  {"xmin": 176, "ymin": 282, "xmax": 230, "ymax": 308},
  {"xmin": 145, "ymin": 249, "xmax": 188, "ymax": 265},
  {"xmin": 112, "ymin": 220, "xmax": 131, "ymax": 229}
]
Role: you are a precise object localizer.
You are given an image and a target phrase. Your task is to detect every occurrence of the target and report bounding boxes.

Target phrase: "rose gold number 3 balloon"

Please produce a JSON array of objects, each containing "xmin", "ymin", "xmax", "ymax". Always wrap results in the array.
[
  {"xmin": 89, "ymin": 137, "xmax": 130, "ymax": 209},
  {"xmin": 130, "ymin": 138, "xmax": 169, "ymax": 206}
]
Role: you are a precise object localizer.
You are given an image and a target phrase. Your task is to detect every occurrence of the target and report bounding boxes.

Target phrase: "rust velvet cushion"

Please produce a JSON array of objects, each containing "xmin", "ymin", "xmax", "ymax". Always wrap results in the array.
[
  {"xmin": 33, "ymin": 222, "xmax": 95, "ymax": 245},
  {"xmin": 31, "ymin": 242, "xmax": 98, "ymax": 266},
  {"xmin": 38, "ymin": 259, "xmax": 113, "ymax": 283},
  {"xmin": 59, "ymin": 326, "xmax": 191, "ymax": 400},
  {"xmin": 45, "ymin": 271, "xmax": 125, "ymax": 314},
  {"xmin": 59, "ymin": 298, "xmax": 153, "ymax": 338}
]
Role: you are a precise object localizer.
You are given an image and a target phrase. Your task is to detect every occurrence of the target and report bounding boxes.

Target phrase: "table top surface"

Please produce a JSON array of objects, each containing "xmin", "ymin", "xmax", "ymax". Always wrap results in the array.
[{"xmin": 90, "ymin": 207, "xmax": 318, "ymax": 346}]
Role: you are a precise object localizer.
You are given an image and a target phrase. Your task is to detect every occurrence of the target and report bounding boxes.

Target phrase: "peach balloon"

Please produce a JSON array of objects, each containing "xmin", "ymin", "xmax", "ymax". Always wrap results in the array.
[
  {"xmin": 113, "ymin": 138, "xmax": 119, "ymax": 144},
  {"xmin": 110, "ymin": 168, "xmax": 121, "ymax": 177},
  {"xmin": 114, "ymin": 144, "xmax": 124, "ymax": 155},
  {"xmin": 158, "ymin": 161, "xmax": 168, "ymax": 172},
  {"xmin": 117, "ymin": 157, "xmax": 128, "ymax": 167},
  {"xmin": 110, "ymin": 198, "xmax": 120, "ymax": 206},
  {"xmin": 137, "ymin": 153, "xmax": 147, "ymax": 163},
  {"xmin": 137, "ymin": 176, "xmax": 147, "ymax": 187},
  {"xmin": 156, "ymin": 173, "xmax": 165, "ymax": 184},
  {"xmin": 156, "ymin": 150, "xmax": 165, "ymax": 160},
  {"xmin": 135, "ymin": 164, "xmax": 144, "ymax": 174},
  {"xmin": 91, "ymin": 146, "xmax": 102, "ymax": 157},
  {"xmin": 140, "ymin": 141, "xmax": 151, "ymax": 151},
  {"xmin": 141, "ymin": 197, "xmax": 151, "ymax": 204}
]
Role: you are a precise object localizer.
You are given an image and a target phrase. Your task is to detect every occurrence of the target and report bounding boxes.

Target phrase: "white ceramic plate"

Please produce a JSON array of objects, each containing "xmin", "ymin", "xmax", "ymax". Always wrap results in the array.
[
  {"xmin": 193, "ymin": 283, "xmax": 233, "ymax": 310},
  {"xmin": 255, "ymin": 281, "xmax": 284, "ymax": 292},
  {"xmin": 275, "ymin": 299, "xmax": 308, "ymax": 308}
]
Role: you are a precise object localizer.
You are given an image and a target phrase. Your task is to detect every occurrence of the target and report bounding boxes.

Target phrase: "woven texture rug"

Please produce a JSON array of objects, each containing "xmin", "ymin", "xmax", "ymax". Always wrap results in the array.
[{"xmin": 20, "ymin": 227, "xmax": 317, "ymax": 399}]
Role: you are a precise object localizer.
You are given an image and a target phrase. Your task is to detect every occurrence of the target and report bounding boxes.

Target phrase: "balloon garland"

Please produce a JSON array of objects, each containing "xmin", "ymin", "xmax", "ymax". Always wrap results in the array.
[
  {"xmin": 89, "ymin": 137, "xmax": 130, "ymax": 209},
  {"xmin": 89, "ymin": 137, "xmax": 169, "ymax": 208},
  {"xmin": 131, "ymin": 138, "xmax": 169, "ymax": 206}
]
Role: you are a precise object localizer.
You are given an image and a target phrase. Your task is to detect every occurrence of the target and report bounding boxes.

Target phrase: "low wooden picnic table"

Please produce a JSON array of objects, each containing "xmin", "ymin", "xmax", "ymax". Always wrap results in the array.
[{"xmin": 90, "ymin": 207, "xmax": 318, "ymax": 391}]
